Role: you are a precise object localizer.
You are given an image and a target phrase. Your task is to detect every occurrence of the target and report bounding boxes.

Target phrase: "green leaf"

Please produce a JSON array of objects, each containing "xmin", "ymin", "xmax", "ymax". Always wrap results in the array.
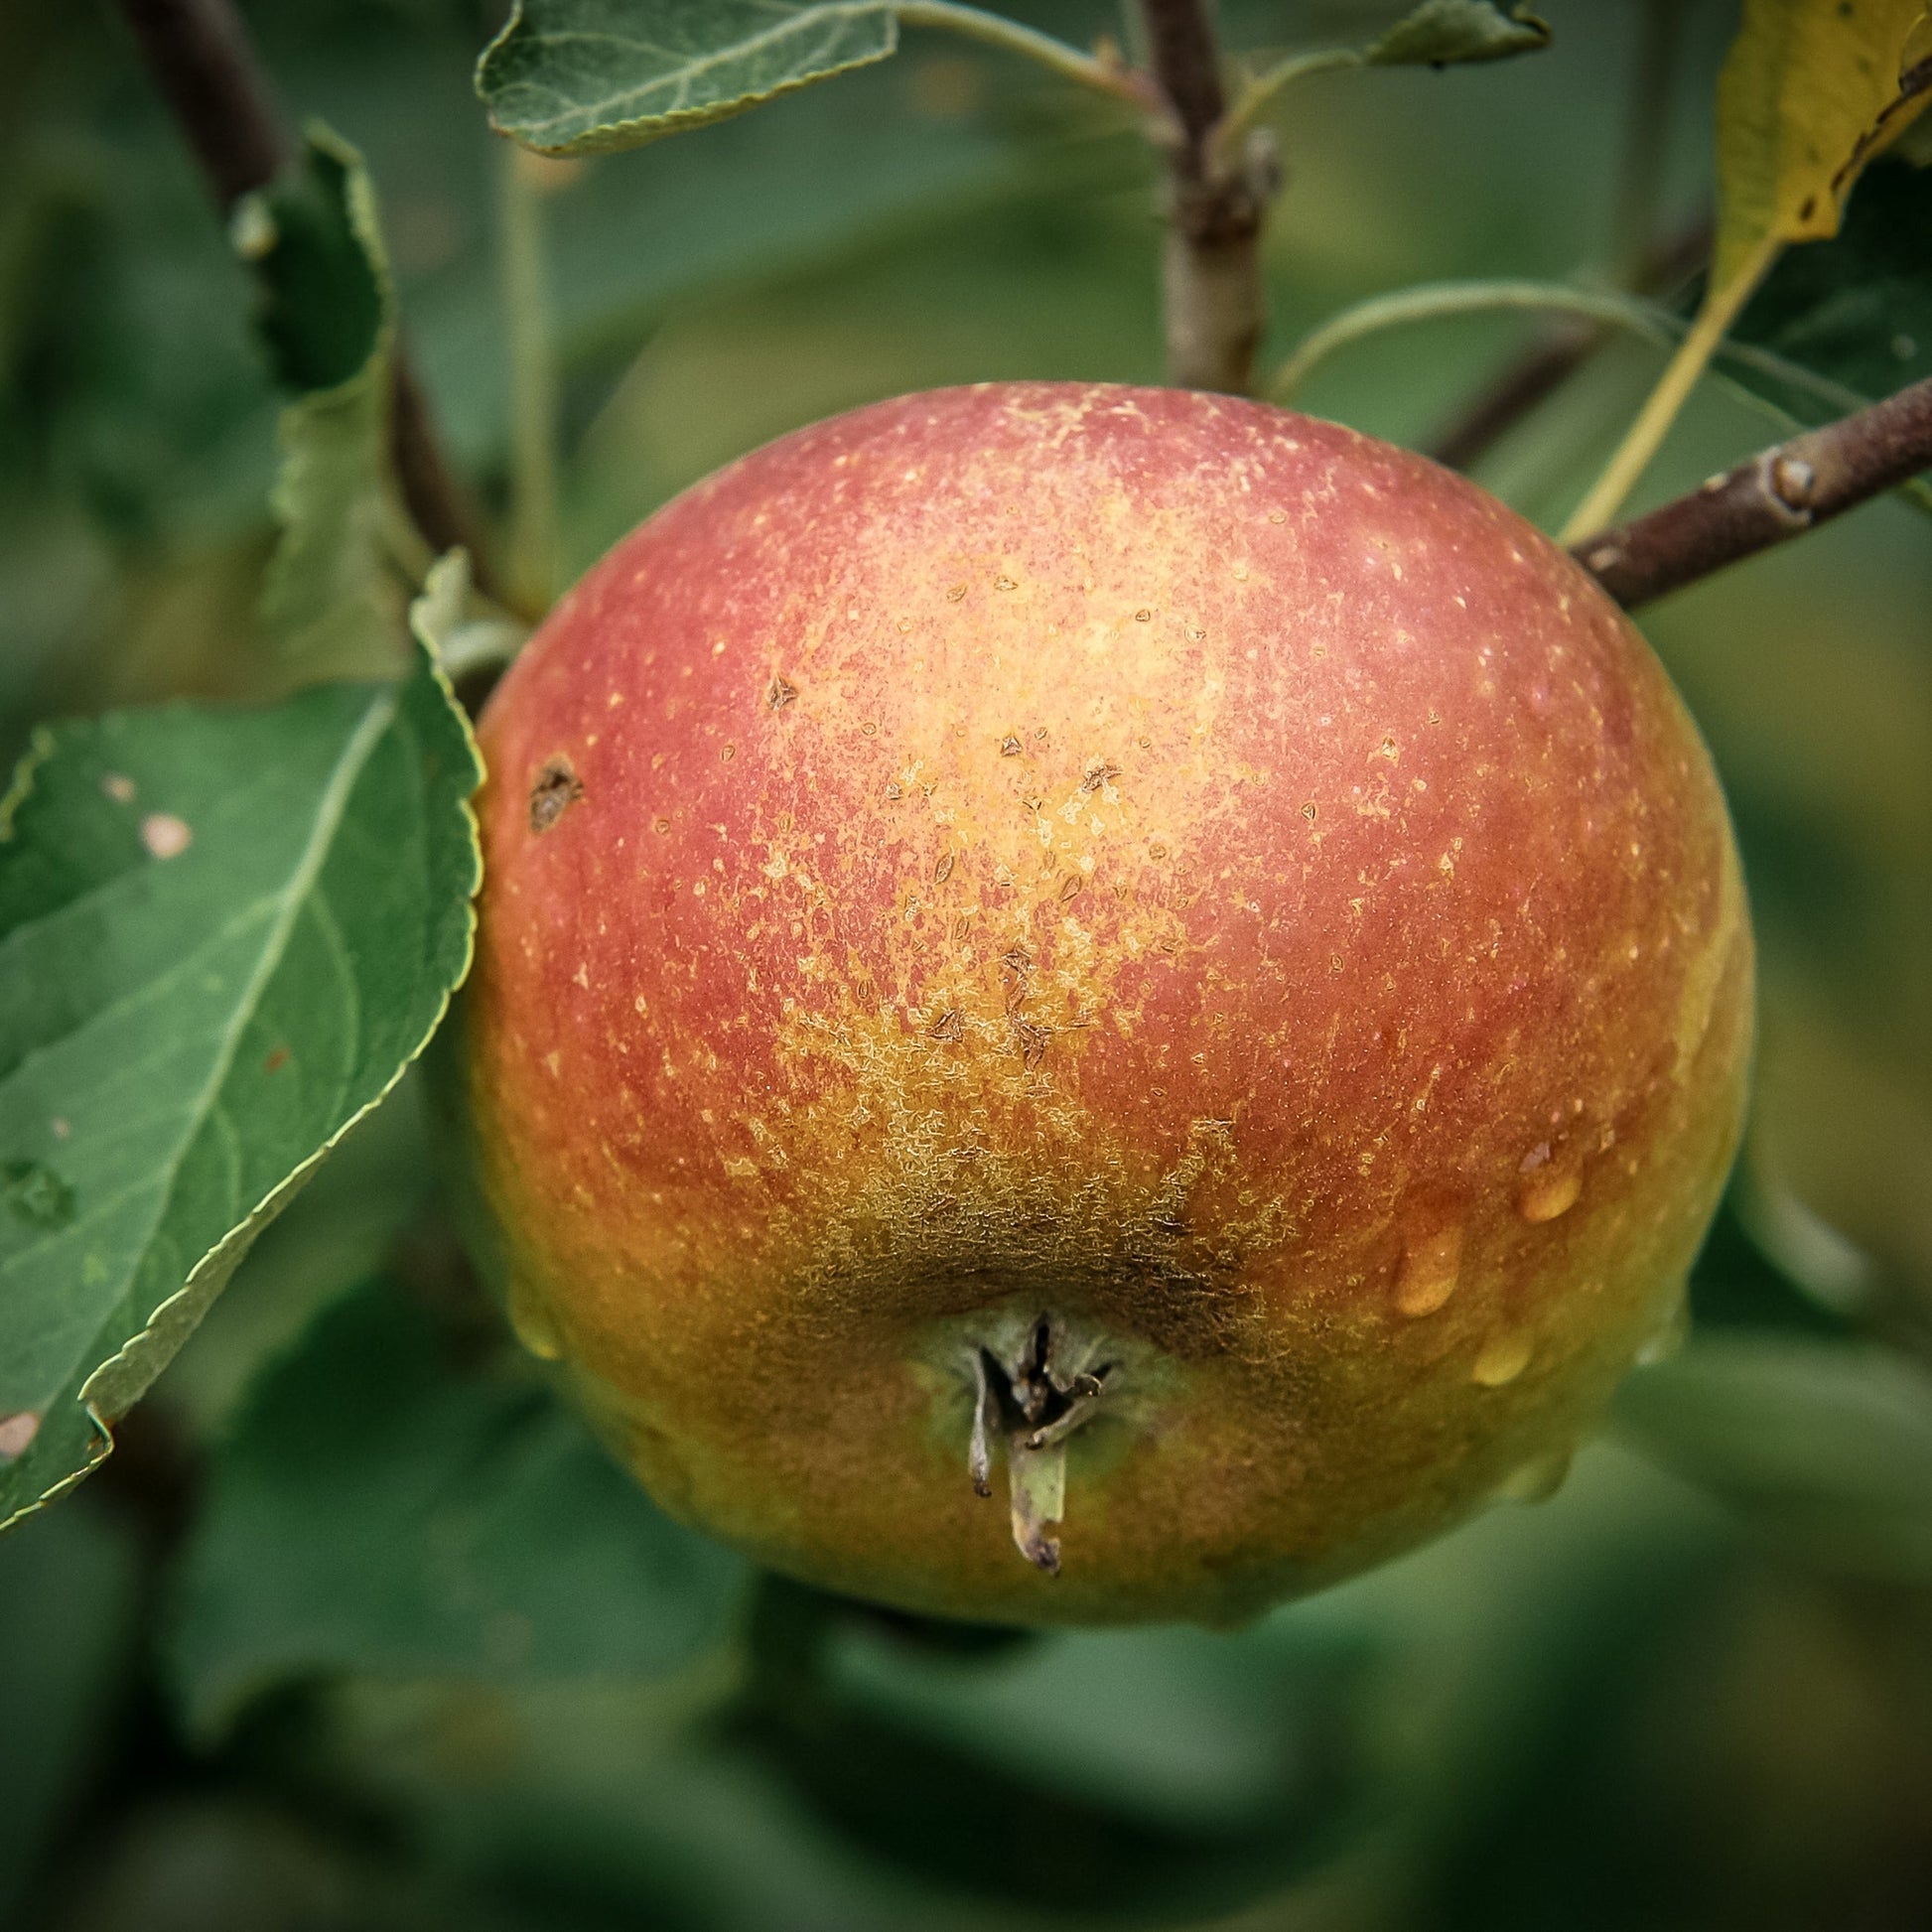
[
  {"xmin": 0, "ymin": 1507, "xmax": 141, "ymax": 1922},
  {"xmin": 730, "ymin": 1576, "xmax": 1373, "ymax": 1921},
  {"xmin": 406, "ymin": 548, "xmax": 527, "ymax": 683},
  {"xmin": 1223, "ymin": 1, "xmax": 1551, "ymax": 154},
  {"xmin": 238, "ymin": 128, "xmax": 387, "ymax": 396},
  {"xmin": 1658, "ymin": 158, "xmax": 1932, "ymax": 520},
  {"xmin": 479, "ymin": 0, "xmax": 902, "ymax": 157},
  {"xmin": 1364, "ymin": 0, "xmax": 1551, "ymax": 68},
  {"xmin": 1686, "ymin": 1191, "xmax": 1861, "ymax": 1338},
  {"xmin": 0, "ymin": 639, "xmax": 482, "ymax": 1534},
  {"xmin": 240, "ymin": 124, "xmax": 404, "ymax": 664},
  {"xmin": 1615, "ymin": 1336, "xmax": 1932, "ymax": 1587},
  {"xmin": 168, "ymin": 1277, "xmax": 751, "ymax": 1736},
  {"xmin": 1726, "ymin": 157, "xmax": 1932, "ymax": 423}
]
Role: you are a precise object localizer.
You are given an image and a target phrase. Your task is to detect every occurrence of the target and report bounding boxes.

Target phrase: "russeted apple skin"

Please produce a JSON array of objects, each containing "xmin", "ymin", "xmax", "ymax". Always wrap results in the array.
[{"xmin": 452, "ymin": 381, "xmax": 1751, "ymax": 1626}]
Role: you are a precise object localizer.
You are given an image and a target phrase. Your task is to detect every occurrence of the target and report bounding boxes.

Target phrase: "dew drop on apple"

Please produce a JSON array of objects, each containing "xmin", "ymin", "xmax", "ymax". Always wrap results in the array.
[
  {"xmin": 1495, "ymin": 1443, "xmax": 1573, "ymax": 1504},
  {"xmin": 1635, "ymin": 1293, "xmax": 1690, "ymax": 1366},
  {"xmin": 506, "ymin": 1275, "xmax": 565, "ymax": 1361},
  {"xmin": 1515, "ymin": 1143, "xmax": 1582, "ymax": 1223},
  {"xmin": 1472, "ymin": 1329, "xmax": 1533, "ymax": 1387},
  {"xmin": 1395, "ymin": 1221, "xmax": 1462, "ymax": 1316}
]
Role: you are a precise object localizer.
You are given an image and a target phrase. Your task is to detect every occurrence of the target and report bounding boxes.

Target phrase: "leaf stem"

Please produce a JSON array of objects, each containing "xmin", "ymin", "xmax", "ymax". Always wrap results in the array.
[
  {"xmin": 896, "ymin": 2, "xmax": 1154, "ymax": 104},
  {"xmin": 497, "ymin": 143, "xmax": 560, "ymax": 618},
  {"xmin": 1426, "ymin": 217, "xmax": 1710, "ymax": 472},
  {"xmin": 1575, "ymin": 371, "xmax": 1932, "ymax": 608},
  {"xmin": 1269, "ymin": 280, "xmax": 1671, "ymax": 406},
  {"xmin": 1215, "ymin": 48, "xmax": 1362, "ymax": 160},
  {"xmin": 1559, "ymin": 231, "xmax": 1780, "ymax": 543}
]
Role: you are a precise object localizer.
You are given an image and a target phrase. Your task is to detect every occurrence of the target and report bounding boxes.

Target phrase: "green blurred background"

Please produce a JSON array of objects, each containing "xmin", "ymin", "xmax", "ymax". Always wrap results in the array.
[{"xmin": 3, "ymin": 3, "xmax": 1931, "ymax": 1928}]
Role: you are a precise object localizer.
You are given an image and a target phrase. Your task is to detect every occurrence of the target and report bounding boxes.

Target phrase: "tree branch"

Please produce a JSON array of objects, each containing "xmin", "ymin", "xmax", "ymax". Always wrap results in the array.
[
  {"xmin": 1574, "ymin": 374, "xmax": 1932, "ymax": 610},
  {"xmin": 114, "ymin": 0, "xmax": 286, "ymax": 204},
  {"xmin": 113, "ymin": 0, "xmax": 495, "ymax": 595},
  {"xmin": 1136, "ymin": 0, "xmax": 1270, "ymax": 393}
]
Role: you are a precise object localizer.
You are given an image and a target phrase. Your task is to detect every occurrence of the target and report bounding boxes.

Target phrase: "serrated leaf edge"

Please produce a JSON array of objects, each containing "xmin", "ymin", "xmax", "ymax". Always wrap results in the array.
[
  {"xmin": 0, "ymin": 647, "xmax": 483, "ymax": 1536},
  {"xmin": 261, "ymin": 121, "xmax": 408, "ymax": 660},
  {"xmin": 477, "ymin": 0, "xmax": 902, "ymax": 156}
]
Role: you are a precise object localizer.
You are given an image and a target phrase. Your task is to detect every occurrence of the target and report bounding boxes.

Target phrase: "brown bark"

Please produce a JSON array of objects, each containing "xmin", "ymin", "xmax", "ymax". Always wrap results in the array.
[
  {"xmin": 1137, "ymin": 0, "xmax": 1269, "ymax": 393},
  {"xmin": 1574, "ymin": 374, "xmax": 1932, "ymax": 609}
]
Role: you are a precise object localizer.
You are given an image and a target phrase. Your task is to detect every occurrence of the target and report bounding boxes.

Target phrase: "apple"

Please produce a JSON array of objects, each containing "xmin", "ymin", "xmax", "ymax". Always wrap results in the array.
[{"xmin": 450, "ymin": 381, "xmax": 1751, "ymax": 1626}]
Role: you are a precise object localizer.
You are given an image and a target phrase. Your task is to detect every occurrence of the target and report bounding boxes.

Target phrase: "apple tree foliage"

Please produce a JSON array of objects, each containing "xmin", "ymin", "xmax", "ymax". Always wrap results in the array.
[{"xmin": 4, "ymin": 1, "xmax": 1932, "ymax": 1925}]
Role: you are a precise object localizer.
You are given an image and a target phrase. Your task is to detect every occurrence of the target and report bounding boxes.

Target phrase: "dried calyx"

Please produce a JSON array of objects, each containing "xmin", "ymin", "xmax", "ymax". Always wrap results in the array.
[{"xmin": 967, "ymin": 1315, "xmax": 1116, "ymax": 1575}]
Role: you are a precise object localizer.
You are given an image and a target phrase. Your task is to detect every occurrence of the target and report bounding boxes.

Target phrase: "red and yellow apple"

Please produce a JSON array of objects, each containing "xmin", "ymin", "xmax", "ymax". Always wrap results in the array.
[{"xmin": 451, "ymin": 382, "xmax": 1751, "ymax": 1625}]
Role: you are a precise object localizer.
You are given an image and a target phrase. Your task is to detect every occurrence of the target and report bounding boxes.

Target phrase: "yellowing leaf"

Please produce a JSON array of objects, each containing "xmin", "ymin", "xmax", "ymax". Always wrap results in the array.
[
  {"xmin": 1714, "ymin": 0, "xmax": 1932, "ymax": 290},
  {"xmin": 1562, "ymin": 0, "xmax": 1932, "ymax": 540}
]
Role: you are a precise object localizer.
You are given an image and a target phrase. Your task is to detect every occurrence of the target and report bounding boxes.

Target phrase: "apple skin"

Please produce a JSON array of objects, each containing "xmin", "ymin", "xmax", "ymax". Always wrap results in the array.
[{"xmin": 451, "ymin": 381, "xmax": 1751, "ymax": 1626}]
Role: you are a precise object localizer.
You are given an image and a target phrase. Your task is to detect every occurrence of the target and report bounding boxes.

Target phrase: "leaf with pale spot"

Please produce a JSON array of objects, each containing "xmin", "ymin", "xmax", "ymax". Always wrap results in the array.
[{"xmin": 0, "ymin": 637, "xmax": 482, "ymax": 1533}]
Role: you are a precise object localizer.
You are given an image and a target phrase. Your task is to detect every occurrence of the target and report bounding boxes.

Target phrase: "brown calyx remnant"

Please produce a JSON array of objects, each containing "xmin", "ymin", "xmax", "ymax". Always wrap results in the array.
[
  {"xmin": 965, "ymin": 1312, "xmax": 1117, "ymax": 1574},
  {"xmin": 526, "ymin": 756, "xmax": 583, "ymax": 832}
]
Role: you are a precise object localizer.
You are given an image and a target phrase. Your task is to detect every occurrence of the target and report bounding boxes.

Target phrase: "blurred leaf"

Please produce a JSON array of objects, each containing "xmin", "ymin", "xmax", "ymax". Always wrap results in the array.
[
  {"xmin": 409, "ymin": 549, "xmax": 527, "ymax": 684},
  {"xmin": 247, "ymin": 125, "xmax": 403, "ymax": 664},
  {"xmin": 1364, "ymin": 0, "xmax": 1552, "ymax": 68},
  {"xmin": 39, "ymin": 1797, "xmax": 446, "ymax": 1932},
  {"xmin": 0, "ymin": 1505, "xmax": 141, "ymax": 1920},
  {"xmin": 1687, "ymin": 1189, "xmax": 1861, "ymax": 1337},
  {"xmin": 309, "ymin": 1674, "xmax": 928, "ymax": 1929},
  {"xmin": 725, "ymin": 1576, "xmax": 1373, "ymax": 1920},
  {"xmin": 242, "ymin": 126, "xmax": 387, "ymax": 395},
  {"xmin": 1725, "ymin": 156, "xmax": 1932, "ymax": 423},
  {"xmin": 161, "ymin": 1075, "xmax": 435, "ymax": 1439},
  {"xmin": 1711, "ymin": 0, "xmax": 1931, "ymax": 295},
  {"xmin": 0, "ymin": 155, "xmax": 274, "ymax": 549},
  {"xmin": 1730, "ymin": 1161, "xmax": 1879, "ymax": 1319},
  {"xmin": 479, "ymin": 0, "xmax": 904, "ymax": 156},
  {"xmin": 169, "ymin": 1276, "xmax": 751, "ymax": 1736},
  {"xmin": 0, "ymin": 638, "xmax": 481, "ymax": 1534},
  {"xmin": 1615, "ymin": 1335, "xmax": 1932, "ymax": 1586}
]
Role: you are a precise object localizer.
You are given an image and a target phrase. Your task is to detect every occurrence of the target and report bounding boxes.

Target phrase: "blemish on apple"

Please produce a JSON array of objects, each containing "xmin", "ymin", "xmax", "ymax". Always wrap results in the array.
[{"xmin": 527, "ymin": 757, "xmax": 582, "ymax": 831}]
